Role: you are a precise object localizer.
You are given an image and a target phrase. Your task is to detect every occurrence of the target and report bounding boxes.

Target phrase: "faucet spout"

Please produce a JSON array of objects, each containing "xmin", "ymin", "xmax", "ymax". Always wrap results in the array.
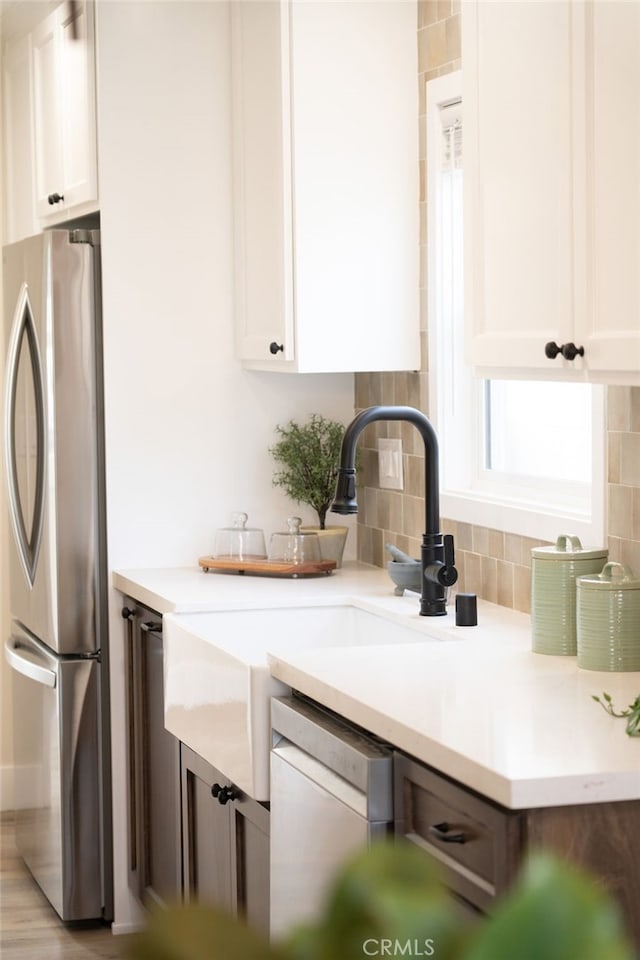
[{"xmin": 331, "ymin": 405, "xmax": 457, "ymax": 616}]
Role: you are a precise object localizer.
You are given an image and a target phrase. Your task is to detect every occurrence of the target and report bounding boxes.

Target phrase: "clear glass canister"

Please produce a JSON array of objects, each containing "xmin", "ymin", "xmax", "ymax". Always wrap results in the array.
[
  {"xmin": 214, "ymin": 512, "xmax": 266, "ymax": 560},
  {"xmin": 531, "ymin": 534, "xmax": 608, "ymax": 656},
  {"xmin": 577, "ymin": 562, "xmax": 640, "ymax": 671}
]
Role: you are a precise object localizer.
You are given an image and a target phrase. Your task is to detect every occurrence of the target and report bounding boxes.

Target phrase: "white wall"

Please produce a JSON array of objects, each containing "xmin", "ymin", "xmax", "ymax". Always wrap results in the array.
[{"xmin": 95, "ymin": 1, "xmax": 354, "ymax": 931}]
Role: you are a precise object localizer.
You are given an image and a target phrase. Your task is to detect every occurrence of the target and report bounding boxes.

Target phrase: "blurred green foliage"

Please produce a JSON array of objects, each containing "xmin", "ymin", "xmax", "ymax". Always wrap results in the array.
[{"xmin": 127, "ymin": 841, "xmax": 636, "ymax": 960}]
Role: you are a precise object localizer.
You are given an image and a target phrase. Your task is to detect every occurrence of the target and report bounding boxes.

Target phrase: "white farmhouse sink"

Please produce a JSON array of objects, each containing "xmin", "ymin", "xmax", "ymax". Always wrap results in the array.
[{"xmin": 163, "ymin": 604, "xmax": 439, "ymax": 801}]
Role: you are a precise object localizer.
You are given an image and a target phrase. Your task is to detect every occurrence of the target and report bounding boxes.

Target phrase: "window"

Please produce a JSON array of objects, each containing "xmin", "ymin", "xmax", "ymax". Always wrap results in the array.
[{"xmin": 426, "ymin": 71, "xmax": 605, "ymax": 545}]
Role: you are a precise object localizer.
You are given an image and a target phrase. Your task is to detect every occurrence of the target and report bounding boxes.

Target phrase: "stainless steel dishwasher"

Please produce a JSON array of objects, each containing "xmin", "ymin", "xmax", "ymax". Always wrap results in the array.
[{"xmin": 270, "ymin": 694, "xmax": 393, "ymax": 940}]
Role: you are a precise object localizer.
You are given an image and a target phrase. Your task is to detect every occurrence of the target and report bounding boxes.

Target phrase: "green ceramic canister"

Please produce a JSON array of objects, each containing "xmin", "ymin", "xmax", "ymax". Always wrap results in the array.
[
  {"xmin": 531, "ymin": 535, "xmax": 608, "ymax": 656},
  {"xmin": 577, "ymin": 563, "xmax": 640, "ymax": 671}
]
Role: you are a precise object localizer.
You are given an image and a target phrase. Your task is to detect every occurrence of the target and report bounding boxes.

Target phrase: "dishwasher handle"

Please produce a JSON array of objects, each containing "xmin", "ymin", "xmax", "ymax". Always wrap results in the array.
[{"xmin": 5, "ymin": 635, "xmax": 57, "ymax": 688}]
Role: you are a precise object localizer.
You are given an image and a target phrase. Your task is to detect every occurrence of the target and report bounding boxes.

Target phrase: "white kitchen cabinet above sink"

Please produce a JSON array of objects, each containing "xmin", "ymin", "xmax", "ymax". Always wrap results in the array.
[{"xmin": 163, "ymin": 604, "xmax": 441, "ymax": 801}]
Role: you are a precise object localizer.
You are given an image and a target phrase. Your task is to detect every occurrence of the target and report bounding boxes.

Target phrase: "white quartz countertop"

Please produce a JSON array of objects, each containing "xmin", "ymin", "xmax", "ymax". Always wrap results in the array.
[{"xmin": 113, "ymin": 563, "xmax": 640, "ymax": 810}]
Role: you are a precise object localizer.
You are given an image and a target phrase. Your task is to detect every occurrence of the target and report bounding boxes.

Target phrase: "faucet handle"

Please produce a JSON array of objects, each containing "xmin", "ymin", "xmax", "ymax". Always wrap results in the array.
[
  {"xmin": 444, "ymin": 534, "xmax": 455, "ymax": 568},
  {"xmin": 439, "ymin": 534, "xmax": 458, "ymax": 588}
]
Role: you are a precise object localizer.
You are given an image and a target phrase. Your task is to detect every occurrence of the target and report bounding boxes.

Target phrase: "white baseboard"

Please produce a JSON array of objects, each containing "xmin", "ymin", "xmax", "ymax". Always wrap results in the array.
[{"xmin": 111, "ymin": 920, "xmax": 145, "ymax": 936}]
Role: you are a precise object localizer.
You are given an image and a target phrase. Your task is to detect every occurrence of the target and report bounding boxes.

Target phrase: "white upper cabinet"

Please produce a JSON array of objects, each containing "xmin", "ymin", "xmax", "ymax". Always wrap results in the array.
[
  {"xmin": 231, "ymin": 0, "xmax": 420, "ymax": 373},
  {"xmin": 2, "ymin": 34, "xmax": 37, "ymax": 243},
  {"xmin": 31, "ymin": 0, "xmax": 98, "ymax": 224},
  {"xmin": 463, "ymin": 0, "xmax": 640, "ymax": 385}
]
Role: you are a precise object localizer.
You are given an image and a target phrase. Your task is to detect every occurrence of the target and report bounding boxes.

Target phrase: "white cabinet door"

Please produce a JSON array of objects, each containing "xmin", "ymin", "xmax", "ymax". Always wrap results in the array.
[
  {"xmin": 463, "ymin": 0, "xmax": 640, "ymax": 385},
  {"xmin": 463, "ymin": 0, "xmax": 576, "ymax": 375},
  {"xmin": 580, "ymin": 1, "xmax": 640, "ymax": 379},
  {"xmin": 2, "ymin": 34, "xmax": 37, "ymax": 243},
  {"xmin": 32, "ymin": 0, "xmax": 98, "ymax": 223},
  {"xmin": 232, "ymin": 0, "xmax": 420, "ymax": 374}
]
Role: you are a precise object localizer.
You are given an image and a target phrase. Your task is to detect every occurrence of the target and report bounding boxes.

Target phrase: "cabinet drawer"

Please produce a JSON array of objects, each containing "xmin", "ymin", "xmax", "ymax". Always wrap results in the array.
[{"xmin": 394, "ymin": 752, "xmax": 522, "ymax": 912}]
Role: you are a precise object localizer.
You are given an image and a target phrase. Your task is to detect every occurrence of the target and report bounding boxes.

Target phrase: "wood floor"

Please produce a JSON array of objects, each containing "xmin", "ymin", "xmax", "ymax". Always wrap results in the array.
[{"xmin": 0, "ymin": 812, "xmax": 133, "ymax": 960}]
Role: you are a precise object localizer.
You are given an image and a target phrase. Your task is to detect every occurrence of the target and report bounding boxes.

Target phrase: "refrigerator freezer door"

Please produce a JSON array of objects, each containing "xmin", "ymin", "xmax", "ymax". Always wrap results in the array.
[
  {"xmin": 5, "ymin": 622, "xmax": 104, "ymax": 921},
  {"xmin": 3, "ymin": 231, "xmax": 102, "ymax": 655}
]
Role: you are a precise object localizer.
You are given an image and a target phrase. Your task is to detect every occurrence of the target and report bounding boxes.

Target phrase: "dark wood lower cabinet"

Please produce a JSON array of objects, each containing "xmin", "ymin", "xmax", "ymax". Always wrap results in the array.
[
  {"xmin": 394, "ymin": 750, "xmax": 640, "ymax": 951},
  {"xmin": 525, "ymin": 800, "xmax": 640, "ymax": 950},
  {"xmin": 394, "ymin": 752, "xmax": 522, "ymax": 916},
  {"xmin": 181, "ymin": 744, "xmax": 270, "ymax": 936},
  {"xmin": 123, "ymin": 599, "xmax": 182, "ymax": 909}
]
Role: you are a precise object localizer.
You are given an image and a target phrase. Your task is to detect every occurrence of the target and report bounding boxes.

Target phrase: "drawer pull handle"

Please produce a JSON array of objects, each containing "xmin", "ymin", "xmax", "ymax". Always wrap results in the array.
[{"xmin": 429, "ymin": 821, "xmax": 467, "ymax": 844}]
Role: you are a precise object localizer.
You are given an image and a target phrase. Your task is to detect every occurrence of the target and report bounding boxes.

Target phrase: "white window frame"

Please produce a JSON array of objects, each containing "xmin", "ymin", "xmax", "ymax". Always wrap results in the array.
[{"xmin": 426, "ymin": 70, "xmax": 605, "ymax": 546}]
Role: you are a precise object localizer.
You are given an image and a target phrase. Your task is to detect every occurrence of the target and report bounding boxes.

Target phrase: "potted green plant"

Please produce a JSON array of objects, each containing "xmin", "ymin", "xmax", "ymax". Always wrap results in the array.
[{"xmin": 270, "ymin": 414, "xmax": 352, "ymax": 567}]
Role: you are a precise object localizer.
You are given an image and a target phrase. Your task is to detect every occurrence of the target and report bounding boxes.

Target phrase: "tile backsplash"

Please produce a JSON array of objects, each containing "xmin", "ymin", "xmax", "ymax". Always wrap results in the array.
[{"xmin": 353, "ymin": 4, "xmax": 640, "ymax": 613}]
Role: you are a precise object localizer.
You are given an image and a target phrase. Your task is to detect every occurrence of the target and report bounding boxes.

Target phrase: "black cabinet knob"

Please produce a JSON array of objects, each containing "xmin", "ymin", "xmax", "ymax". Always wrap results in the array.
[
  {"xmin": 561, "ymin": 342, "xmax": 584, "ymax": 361},
  {"xmin": 545, "ymin": 341, "xmax": 585, "ymax": 361},
  {"xmin": 211, "ymin": 783, "xmax": 238, "ymax": 805},
  {"xmin": 269, "ymin": 341, "xmax": 284, "ymax": 355},
  {"xmin": 121, "ymin": 606, "xmax": 135, "ymax": 619},
  {"xmin": 47, "ymin": 192, "xmax": 64, "ymax": 205}
]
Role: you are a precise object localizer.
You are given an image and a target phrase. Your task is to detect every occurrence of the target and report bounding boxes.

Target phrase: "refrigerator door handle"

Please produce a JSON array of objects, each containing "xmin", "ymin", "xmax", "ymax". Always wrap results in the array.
[
  {"xmin": 4, "ymin": 636, "xmax": 57, "ymax": 688},
  {"xmin": 3, "ymin": 282, "xmax": 46, "ymax": 587}
]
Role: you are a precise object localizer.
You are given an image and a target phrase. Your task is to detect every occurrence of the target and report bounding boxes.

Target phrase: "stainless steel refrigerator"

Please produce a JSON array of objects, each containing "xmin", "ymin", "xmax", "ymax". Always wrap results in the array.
[{"xmin": 3, "ymin": 228, "xmax": 112, "ymax": 922}]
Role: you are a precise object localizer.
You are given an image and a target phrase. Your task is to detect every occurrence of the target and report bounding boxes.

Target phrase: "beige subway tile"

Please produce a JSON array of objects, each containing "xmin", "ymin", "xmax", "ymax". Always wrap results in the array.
[
  {"xmin": 497, "ymin": 560, "xmax": 514, "ymax": 608},
  {"xmin": 357, "ymin": 522, "xmax": 372, "ymax": 563},
  {"xmin": 394, "ymin": 372, "xmax": 409, "ymax": 407},
  {"xmin": 361, "ymin": 448, "xmax": 377, "ymax": 487},
  {"xmin": 363, "ymin": 486, "xmax": 378, "ymax": 528},
  {"xmin": 608, "ymin": 432, "xmax": 621, "ymax": 484},
  {"xmin": 418, "ymin": 372, "xmax": 430, "ymax": 413},
  {"xmin": 419, "ymin": 0, "xmax": 440, "ymax": 28},
  {"xmin": 607, "ymin": 386, "xmax": 631, "ymax": 432},
  {"xmin": 420, "ymin": 240, "xmax": 428, "ymax": 295},
  {"xmin": 403, "ymin": 495, "xmax": 424, "ymax": 540},
  {"xmin": 407, "ymin": 536, "xmax": 423, "ymax": 559},
  {"xmin": 371, "ymin": 527, "xmax": 385, "ymax": 568},
  {"xmin": 420, "ymin": 331, "xmax": 429, "ymax": 374},
  {"xmin": 634, "ymin": 488, "xmax": 640, "ymax": 541},
  {"xmin": 488, "ymin": 528, "xmax": 505, "ymax": 560},
  {"xmin": 405, "ymin": 454, "xmax": 424, "ymax": 499},
  {"xmin": 382, "ymin": 372, "xmax": 396, "ymax": 405},
  {"xmin": 455, "ymin": 551, "xmax": 466, "ymax": 592},
  {"xmin": 630, "ymin": 387, "xmax": 640, "ymax": 433},
  {"xmin": 456, "ymin": 522, "xmax": 473, "ymax": 551},
  {"xmin": 472, "ymin": 525, "xmax": 489, "ymax": 556},
  {"xmin": 407, "ymin": 372, "xmax": 422, "ymax": 409},
  {"xmin": 608, "ymin": 483, "xmax": 634, "ymax": 539},
  {"xmin": 393, "ymin": 534, "xmax": 413, "ymax": 558},
  {"xmin": 465, "ymin": 552, "xmax": 482, "ymax": 595},
  {"xmin": 355, "ymin": 373, "xmax": 370, "ymax": 410},
  {"xmin": 378, "ymin": 490, "xmax": 403, "ymax": 532},
  {"xmin": 445, "ymin": 13, "xmax": 461, "ymax": 62},
  {"xmin": 620, "ymin": 433, "xmax": 640, "ymax": 486},
  {"xmin": 504, "ymin": 533, "xmax": 522, "ymax": 565},
  {"xmin": 513, "ymin": 564, "xmax": 532, "ymax": 613},
  {"xmin": 481, "ymin": 555, "xmax": 498, "ymax": 604},
  {"xmin": 620, "ymin": 537, "xmax": 640, "ymax": 574},
  {"xmin": 424, "ymin": 20, "xmax": 447, "ymax": 70}
]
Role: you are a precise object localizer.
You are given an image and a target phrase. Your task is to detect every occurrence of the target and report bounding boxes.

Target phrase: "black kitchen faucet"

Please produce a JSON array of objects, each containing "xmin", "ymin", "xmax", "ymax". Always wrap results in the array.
[{"xmin": 331, "ymin": 406, "xmax": 457, "ymax": 616}]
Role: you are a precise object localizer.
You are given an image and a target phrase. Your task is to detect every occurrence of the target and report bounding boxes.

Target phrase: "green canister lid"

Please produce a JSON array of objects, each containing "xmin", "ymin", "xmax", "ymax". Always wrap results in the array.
[
  {"xmin": 531, "ymin": 534, "xmax": 607, "ymax": 562},
  {"xmin": 576, "ymin": 562, "xmax": 640, "ymax": 590}
]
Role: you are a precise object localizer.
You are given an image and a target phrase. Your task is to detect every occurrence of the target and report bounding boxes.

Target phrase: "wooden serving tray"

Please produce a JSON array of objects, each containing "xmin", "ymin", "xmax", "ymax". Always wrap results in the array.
[{"xmin": 198, "ymin": 556, "xmax": 336, "ymax": 578}]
